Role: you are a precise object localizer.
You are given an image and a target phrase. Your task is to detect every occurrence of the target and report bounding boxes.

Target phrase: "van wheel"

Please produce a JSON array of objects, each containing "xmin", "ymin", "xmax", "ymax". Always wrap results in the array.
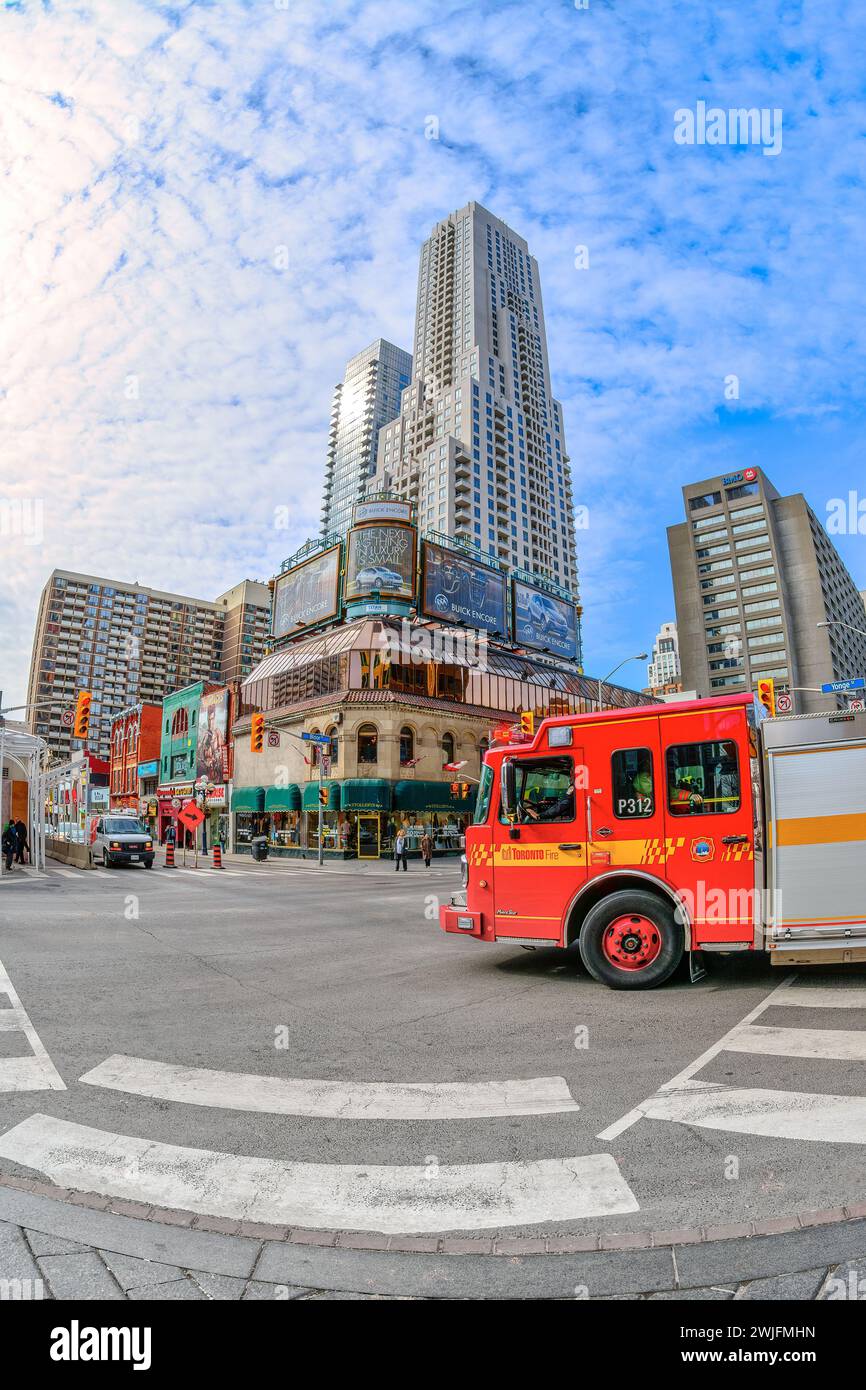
[
  {"xmin": 578, "ymin": 890, "xmax": 683, "ymax": 990},
  {"xmin": 102, "ymin": 850, "xmax": 112, "ymax": 868}
]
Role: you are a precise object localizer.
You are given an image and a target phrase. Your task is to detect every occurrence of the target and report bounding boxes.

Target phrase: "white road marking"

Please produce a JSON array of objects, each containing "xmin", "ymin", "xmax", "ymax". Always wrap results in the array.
[
  {"xmin": 640, "ymin": 1081, "xmax": 866, "ymax": 1145},
  {"xmin": 0, "ymin": 1113, "xmax": 638, "ymax": 1232},
  {"xmin": 726, "ymin": 1024, "xmax": 866, "ymax": 1062},
  {"xmin": 80, "ymin": 1055, "xmax": 579, "ymax": 1119},
  {"xmin": 597, "ymin": 973, "xmax": 797, "ymax": 1141},
  {"xmin": 0, "ymin": 959, "xmax": 66, "ymax": 1093},
  {"xmin": 772, "ymin": 986, "xmax": 866, "ymax": 1010},
  {"xmin": 52, "ymin": 869, "xmax": 79, "ymax": 879}
]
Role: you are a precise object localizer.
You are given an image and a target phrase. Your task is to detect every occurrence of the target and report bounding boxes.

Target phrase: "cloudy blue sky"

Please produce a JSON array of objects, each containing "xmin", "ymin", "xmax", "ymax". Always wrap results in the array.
[{"xmin": 2, "ymin": 0, "xmax": 865, "ymax": 707}]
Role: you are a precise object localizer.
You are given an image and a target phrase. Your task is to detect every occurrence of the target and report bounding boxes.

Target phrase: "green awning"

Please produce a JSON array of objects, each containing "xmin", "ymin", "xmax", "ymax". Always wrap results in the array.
[
  {"xmin": 302, "ymin": 781, "xmax": 341, "ymax": 811},
  {"xmin": 231, "ymin": 786, "xmax": 265, "ymax": 813},
  {"xmin": 265, "ymin": 784, "xmax": 301, "ymax": 812},
  {"xmin": 394, "ymin": 779, "xmax": 476, "ymax": 812},
  {"xmin": 340, "ymin": 778, "xmax": 392, "ymax": 812}
]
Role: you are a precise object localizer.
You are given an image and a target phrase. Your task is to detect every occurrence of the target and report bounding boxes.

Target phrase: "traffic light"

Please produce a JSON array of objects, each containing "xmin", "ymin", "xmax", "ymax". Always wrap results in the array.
[
  {"xmin": 450, "ymin": 781, "xmax": 459, "ymax": 797},
  {"xmin": 519, "ymin": 710, "xmax": 535, "ymax": 737},
  {"xmin": 73, "ymin": 689, "xmax": 92, "ymax": 740},
  {"xmin": 318, "ymin": 785, "xmax": 328, "ymax": 806},
  {"xmin": 250, "ymin": 712, "xmax": 265, "ymax": 752},
  {"xmin": 756, "ymin": 677, "xmax": 776, "ymax": 718},
  {"xmin": 461, "ymin": 782, "xmax": 471, "ymax": 799}
]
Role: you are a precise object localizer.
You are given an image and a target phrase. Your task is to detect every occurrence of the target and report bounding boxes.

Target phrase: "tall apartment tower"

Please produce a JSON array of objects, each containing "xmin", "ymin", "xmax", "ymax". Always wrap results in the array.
[
  {"xmin": 647, "ymin": 621, "xmax": 681, "ymax": 691},
  {"xmin": 368, "ymin": 202, "xmax": 578, "ymax": 596},
  {"xmin": 321, "ymin": 339, "xmax": 412, "ymax": 537},
  {"xmin": 668, "ymin": 468, "xmax": 866, "ymax": 713},
  {"xmin": 214, "ymin": 579, "xmax": 272, "ymax": 683},
  {"xmin": 27, "ymin": 571, "xmax": 271, "ymax": 760}
]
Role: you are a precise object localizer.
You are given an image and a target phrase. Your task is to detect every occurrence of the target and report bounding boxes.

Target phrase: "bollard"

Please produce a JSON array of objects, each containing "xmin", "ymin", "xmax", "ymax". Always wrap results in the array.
[
  {"xmin": 165, "ymin": 843, "xmax": 175, "ymax": 868},
  {"xmin": 212, "ymin": 845, "xmax": 223, "ymax": 869}
]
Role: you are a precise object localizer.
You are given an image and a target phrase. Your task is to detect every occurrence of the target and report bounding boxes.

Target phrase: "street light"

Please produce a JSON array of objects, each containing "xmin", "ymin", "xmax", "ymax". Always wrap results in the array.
[
  {"xmin": 598, "ymin": 654, "xmax": 648, "ymax": 712},
  {"xmin": 817, "ymin": 620, "xmax": 866, "ymax": 639}
]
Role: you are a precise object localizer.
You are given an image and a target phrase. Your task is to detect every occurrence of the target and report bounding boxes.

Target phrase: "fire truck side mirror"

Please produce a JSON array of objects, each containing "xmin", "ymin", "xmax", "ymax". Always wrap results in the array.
[{"xmin": 500, "ymin": 759, "xmax": 517, "ymax": 825}]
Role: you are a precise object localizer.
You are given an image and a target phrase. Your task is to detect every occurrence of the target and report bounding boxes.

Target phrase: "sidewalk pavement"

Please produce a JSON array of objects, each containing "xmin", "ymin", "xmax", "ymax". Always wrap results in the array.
[{"xmin": 1, "ymin": 1181, "xmax": 864, "ymax": 1301}]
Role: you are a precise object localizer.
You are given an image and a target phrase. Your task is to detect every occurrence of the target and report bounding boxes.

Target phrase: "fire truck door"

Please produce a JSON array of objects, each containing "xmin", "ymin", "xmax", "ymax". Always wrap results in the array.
[
  {"xmin": 492, "ymin": 751, "xmax": 587, "ymax": 944},
  {"xmin": 580, "ymin": 715, "xmax": 667, "ymax": 878},
  {"xmin": 660, "ymin": 712, "xmax": 755, "ymax": 945}
]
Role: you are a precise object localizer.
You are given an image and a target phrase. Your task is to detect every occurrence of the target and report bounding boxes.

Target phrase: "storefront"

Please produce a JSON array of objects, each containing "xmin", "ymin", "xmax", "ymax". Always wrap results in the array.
[
  {"xmin": 231, "ymin": 785, "xmax": 265, "ymax": 848},
  {"xmin": 155, "ymin": 780, "xmax": 195, "ymax": 844},
  {"xmin": 393, "ymin": 780, "xmax": 474, "ymax": 857},
  {"xmin": 264, "ymin": 784, "xmax": 302, "ymax": 852},
  {"xmin": 339, "ymin": 778, "xmax": 394, "ymax": 859},
  {"xmin": 301, "ymin": 780, "xmax": 344, "ymax": 855}
]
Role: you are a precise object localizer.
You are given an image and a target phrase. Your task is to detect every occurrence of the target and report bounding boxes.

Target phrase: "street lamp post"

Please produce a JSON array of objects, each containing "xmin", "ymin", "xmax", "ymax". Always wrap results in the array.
[
  {"xmin": 597, "ymin": 654, "xmax": 648, "ymax": 712},
  {"xmin": 816, "ymin": 622, "xmax": 866, "ymax": 707}
]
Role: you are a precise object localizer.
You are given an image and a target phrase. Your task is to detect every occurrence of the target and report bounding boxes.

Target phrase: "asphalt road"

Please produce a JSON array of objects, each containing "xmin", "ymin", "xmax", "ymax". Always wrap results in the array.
[{"xmin": 1, "ymin": 858, "xmax": 865, "ymax": 1239}]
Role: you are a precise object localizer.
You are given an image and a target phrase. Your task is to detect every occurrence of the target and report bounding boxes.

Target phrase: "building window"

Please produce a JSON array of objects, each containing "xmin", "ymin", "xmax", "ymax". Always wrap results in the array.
[
  {"xmin": 170, "ymin": 709, "xmax": 188, "ymax": 738},
  {"xmin": 358, "ymin": 725, "xmax": 378, "ymax": 765},
  {"xmin": 326, "ymin": 727, "xmax": 339, "ymax": 766},
  {"xmin": 612, "ymin": 749, "xmax": 654, "ymax": 818},
  {"xmin": 441, "ymin": 732, "xmax": 455, "ymax": 765},
  {"xmin": 399, "ymin": 726, "xmax": 415, "ymax": 765}
]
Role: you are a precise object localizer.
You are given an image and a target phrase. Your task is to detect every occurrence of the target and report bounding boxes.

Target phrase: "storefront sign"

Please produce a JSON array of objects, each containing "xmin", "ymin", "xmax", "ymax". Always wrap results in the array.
[
  {"xmin": 205, "ymin": 785, "xmax": 226, "ymax": 806},
  {"xmin": 137, "ymin": 760, "xmax": 159, "ymax": 778},
  {"xmin": 353, "ymin": 500, "xmax": 413, "ymax": 525}
]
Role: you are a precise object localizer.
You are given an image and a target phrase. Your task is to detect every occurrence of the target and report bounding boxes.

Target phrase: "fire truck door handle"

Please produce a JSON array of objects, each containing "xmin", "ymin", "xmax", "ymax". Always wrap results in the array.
[
  {"xmin": 558, "ymin": 843, "xmax": 582, "ymax": 851},
  {"xmin": 586, "ymin": 795, "xmax": 592, "ymax": 841},
  {"xmin": 722, "ymin": 835, "xmax": 748, "ymax": 845}
]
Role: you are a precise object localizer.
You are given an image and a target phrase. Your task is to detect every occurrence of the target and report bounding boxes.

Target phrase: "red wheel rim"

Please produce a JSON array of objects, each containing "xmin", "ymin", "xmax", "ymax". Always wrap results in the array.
[{"xmin": 602, "ymin": 914, "xmax": 662, "ymax": 971}]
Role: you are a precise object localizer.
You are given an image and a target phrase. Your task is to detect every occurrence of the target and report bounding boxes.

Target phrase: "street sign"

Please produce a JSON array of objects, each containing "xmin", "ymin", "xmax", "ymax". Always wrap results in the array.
[
  {"xmin": 321, "ymin": 754, "xmax": 331, "ymax": 777},
  {"xmin": 849, "ymin": 698, "xmax": 865, "ymax": 712},
  {"xmin": 177, "ymin": 802, "xmax": 205, "ymax": 833},
  {"xmin": 60, "ymin": 709, "xmax": 75, "ymax": 728},
  {"xmin": 171, "ymin": 797, "xmax": 182, "ymax": 810},
  {"xmin": 821, "ymin": 677, "xmax": 865, "ymax": 693},
  {"xmin": 301, "ymin": 732, "xmax": 331, "ymax": 744},
  {"xmin": 775, "ymin": 691, "xmax": 793, "ymax": 714},
  {"xmin": 267, "ymin": 730, "xmax": 280, "ymax": 747}
]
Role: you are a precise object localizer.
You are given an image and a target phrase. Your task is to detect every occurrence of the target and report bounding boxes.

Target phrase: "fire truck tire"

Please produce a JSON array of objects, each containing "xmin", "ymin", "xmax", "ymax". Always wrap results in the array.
[{"xmin": 578, "ymin": 890, "xmax": 683, "ymax": 989}]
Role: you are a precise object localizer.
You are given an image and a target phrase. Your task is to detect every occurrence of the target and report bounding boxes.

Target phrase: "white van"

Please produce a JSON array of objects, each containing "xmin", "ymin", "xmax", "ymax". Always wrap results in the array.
[{"xmin": 92, "ymin": 815, "xmax": 154, "ymax": 869}]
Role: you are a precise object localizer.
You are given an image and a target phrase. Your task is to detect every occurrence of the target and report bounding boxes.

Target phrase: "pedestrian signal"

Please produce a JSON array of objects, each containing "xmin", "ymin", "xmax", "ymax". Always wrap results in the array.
[
  {"xmin": 318, "ymin": 786, "xmax": 328, "ymax": 806},
  {"xmin": 450, "ymin": 782, "xmax": 459, "ymax": 797},
  {"xmin": 519, "ymin": 710, "xmax": 535, "ymax": 736},
  {"xmin": 756, "ymin": 677, "xmax": 775, "ymax": 718},
  {"xmin": 73, "ymin": 689, "xmax": 92, "ymax": 740},
  {"xmin": 250, "ymin": 713, "xmax": 265, "ymax": 752},
  {"xmin": 460, "ymin": 782, "xmax": 471, "ymax": 799}
]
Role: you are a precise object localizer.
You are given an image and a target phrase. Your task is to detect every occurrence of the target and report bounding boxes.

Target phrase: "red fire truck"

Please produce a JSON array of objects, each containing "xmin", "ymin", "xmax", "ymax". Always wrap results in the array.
[{"xmin": 440, "ymin": 693, "xmax": 866, "ymax": 989}]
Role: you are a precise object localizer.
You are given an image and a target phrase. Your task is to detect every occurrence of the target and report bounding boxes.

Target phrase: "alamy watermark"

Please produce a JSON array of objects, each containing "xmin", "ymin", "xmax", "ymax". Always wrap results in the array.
[
  {"xmin": 378, "ymin": 619, "xmax": 489, "ymax": 672},
  {"xmin": 0, "ymin": 497, "xmax": 43, "ymax": 545},
  {"xmin": 674, "ymin": 102, "xmax": 783, "ymax": 157}
]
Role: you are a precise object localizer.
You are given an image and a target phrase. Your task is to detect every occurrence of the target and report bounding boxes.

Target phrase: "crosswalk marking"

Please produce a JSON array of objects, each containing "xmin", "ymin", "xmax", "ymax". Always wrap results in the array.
[
  {"xmin": 772, "ymin": 985, "xmax": 866, "ymax": 1010},
  {"xmin": 725, "ymin": 1023, "xmax": 866, "ymax": 1062},
  {"xmin": 597, "ymin": 973, "xmax": 797, "ymax": 1141},
  {"xmin": 640, "ymin": 1081, "xmax": 866, "ymax": 1145},
  {"xmin": 0, "ymin": 958, "xmax": 66, "ymax": 1094},
  {"xmin": 79, "ymin": 1054, "xmax": 579, "ymax": 1119},
  {"xmin": 0, "ymin": 1113, "xmax": 638, "ymax": 1233}
]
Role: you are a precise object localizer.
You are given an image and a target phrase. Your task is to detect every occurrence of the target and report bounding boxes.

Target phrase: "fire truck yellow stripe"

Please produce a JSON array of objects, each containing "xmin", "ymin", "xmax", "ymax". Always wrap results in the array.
[{"xmin": 776, "ymin": 812, "xmax": 866, "ymax": 847}]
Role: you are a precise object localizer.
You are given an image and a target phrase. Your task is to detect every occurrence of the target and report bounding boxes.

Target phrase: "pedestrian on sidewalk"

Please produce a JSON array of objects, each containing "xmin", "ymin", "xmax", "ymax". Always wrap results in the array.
[
  {"xmin": 14, "ymin": 820, "xmax": 29, "ymax": 865},
  {"xmin": 164, "ymin": 822, "xmax": 176, "ymax": 848},
  {"xmin": 420, "ymin": 830, "xmax": 433, "ymax": 868},
  {"xmin": 394, "ymin": 829, "xmax": 408, "ymax": 872},
  {"xmin": 2, "ymin": 821, "xmax": 16, "ymax": 872}
]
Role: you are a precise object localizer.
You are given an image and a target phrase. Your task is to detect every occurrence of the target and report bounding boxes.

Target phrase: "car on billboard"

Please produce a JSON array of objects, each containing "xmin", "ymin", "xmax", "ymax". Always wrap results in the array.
[
  {"xmin": 513, "ymin": 580, "xmax": 577, "ymax": 659},
  {"xmin": 354, "ymin": 565, "xmax": 405, "ymax": 592},
  {"xmin": 527, "ymin": 591, "xmax": 569, "ymax": 637}
]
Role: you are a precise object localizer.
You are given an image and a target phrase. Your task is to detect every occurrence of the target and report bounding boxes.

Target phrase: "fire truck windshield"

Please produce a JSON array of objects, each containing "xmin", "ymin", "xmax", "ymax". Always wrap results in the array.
[{"xmin": 473, "ymin": 763, "xmax": 494, "ymax": 824}]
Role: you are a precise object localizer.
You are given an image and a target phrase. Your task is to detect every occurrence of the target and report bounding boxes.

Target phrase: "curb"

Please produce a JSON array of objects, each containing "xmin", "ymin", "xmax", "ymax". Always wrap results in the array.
[{"xmin": 1, "ymin": 1169, "xmax": 864, "ymax": 1255}]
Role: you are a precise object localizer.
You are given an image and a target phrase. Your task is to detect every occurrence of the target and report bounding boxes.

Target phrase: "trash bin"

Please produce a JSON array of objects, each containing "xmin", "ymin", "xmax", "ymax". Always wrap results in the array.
[{"xmin": 251, "ymin": 835, "xmax": 268, "ymax": 862}]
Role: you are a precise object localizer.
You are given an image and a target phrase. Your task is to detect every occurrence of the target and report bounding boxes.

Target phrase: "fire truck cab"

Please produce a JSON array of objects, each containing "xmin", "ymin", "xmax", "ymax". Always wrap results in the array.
[{"xmin": 440, "ymin": 694, "xmax": 866, "ymax": 989}]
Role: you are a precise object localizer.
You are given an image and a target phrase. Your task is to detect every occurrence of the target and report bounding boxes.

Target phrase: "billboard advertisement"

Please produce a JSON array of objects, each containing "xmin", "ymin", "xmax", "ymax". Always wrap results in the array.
[
  {"xmin": 345, "ymin": 523, "xmax": 416, "ymax": 602},
  {"xmin": 512, "ymin": 579, "xmax": 579, "ymax": 660},
  {"xmin": 421, "ymin": 541, "xmax": 508, "ymax": 637},
  {"xmin": 272, "ymin": 544, "xmax": 341, "ymax": 638},
  {"xmin": 353, "ymin": 499, "xmax": 412, "ymax": 525},
  {"xmin": 196, "ymin": 688, "xmax": 230, "ymax": 785}
]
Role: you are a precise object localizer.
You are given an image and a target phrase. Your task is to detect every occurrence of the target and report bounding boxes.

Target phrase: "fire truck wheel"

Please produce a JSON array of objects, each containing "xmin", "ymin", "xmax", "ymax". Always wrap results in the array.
[{"xmin": 578, "ymin": 891, "xmax": 683, "ymax": 989}]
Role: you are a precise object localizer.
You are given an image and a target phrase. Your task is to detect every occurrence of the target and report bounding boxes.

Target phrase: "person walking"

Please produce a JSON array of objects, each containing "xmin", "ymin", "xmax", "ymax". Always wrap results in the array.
[
  {"xmin": 2, "ymin": 821, "xmax": 16, "ymax": 872},
  {"xmin": 420, "ymin": 829, "xmax": 433, "ymax": 869},
  {"xmin": 394, "ymin": 828, "xmax": 408, "ymax": 872},
  {"xmin": 164, "ymin": 821, "xmax": 176, "ymax": 848},
  {"xmin": 14, "ymin": 820, "xmax": 29, "ymax": 865}
]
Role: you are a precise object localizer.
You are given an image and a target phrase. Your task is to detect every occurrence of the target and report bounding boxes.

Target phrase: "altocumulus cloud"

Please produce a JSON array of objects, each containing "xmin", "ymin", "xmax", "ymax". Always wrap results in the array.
[{"xmin": 1, "ymin": 0, "xmax": 865, "ymax": 702}]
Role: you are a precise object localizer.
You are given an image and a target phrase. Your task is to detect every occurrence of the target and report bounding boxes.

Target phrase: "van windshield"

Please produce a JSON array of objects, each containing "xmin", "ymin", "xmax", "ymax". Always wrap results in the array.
[{"xmin": 103, "ymin": 818, "xmax": 146, "ymax": 834}]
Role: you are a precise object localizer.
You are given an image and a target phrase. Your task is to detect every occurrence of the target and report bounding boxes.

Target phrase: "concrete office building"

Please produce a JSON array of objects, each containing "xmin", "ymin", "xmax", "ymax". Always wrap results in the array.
[
  {"xmin": 668, "ymin": 468, "xmax": 866, "ymax": 713},
  {"xmin": 367, "ymin": 202, "xmax": 579, "ymax": 598},
  {"xmin": 321, "ymin": 339, "xmax": 412, "ymax": 538},
  {"xmin": 27, "ymin": 570, "xmax": 271, "ymax": 761}
]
